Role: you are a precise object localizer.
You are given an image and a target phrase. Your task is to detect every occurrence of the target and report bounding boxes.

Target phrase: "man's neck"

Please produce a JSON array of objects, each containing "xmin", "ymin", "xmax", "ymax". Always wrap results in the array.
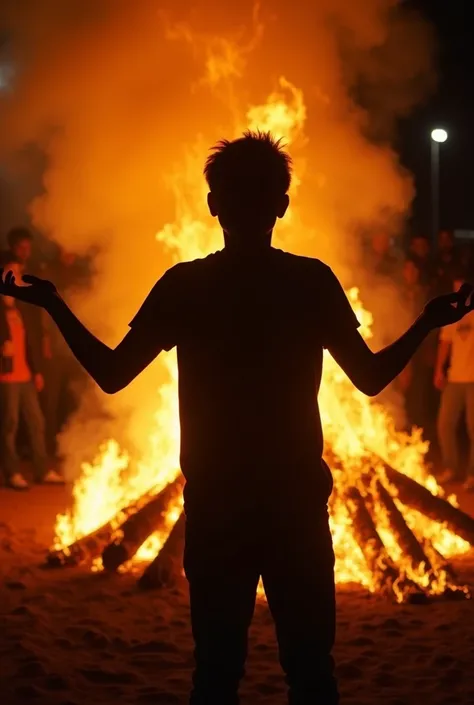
[{"xmin": 223, "ymin": 230, "xmax": 273, "ymax": 256}]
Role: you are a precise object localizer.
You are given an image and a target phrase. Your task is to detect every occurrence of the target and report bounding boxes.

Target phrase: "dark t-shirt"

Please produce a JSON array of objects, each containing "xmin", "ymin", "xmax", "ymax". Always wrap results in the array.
[{"xmin": 130, "ymin": 247, "xmax": 359, "ymax": 508}]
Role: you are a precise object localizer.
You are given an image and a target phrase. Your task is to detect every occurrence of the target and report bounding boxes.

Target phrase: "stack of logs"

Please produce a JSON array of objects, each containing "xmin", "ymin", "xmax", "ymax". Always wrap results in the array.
[{"xmin": 45, "ymin": 458, "xmax": 474, "ymax": 602}]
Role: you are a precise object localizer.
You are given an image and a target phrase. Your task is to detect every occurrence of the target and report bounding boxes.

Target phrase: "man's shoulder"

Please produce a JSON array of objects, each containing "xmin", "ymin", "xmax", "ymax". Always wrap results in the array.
[
  {"xmin": 165, "ymin": 250, "xmax": 334, "ymax": 286},
  {"xmin": 161, "ymin": 252, "xmax": 221, "ymax": 288},
  {"xmin": 168, "ymin": 251, "xmax": 222, "ymax": 274},
  {"xmin": 273, "ymin": 249, "xmax": 332, "ymax": 277}
]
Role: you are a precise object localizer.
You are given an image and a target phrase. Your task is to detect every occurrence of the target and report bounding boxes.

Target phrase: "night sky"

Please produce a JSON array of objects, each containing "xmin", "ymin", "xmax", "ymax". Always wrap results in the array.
[{"xmin": 400, "ymin": 0, "xmax": 474, "ymax": 236}]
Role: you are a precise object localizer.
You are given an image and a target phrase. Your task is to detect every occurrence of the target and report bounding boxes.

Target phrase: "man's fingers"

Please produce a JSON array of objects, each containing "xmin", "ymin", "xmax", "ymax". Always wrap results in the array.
[
  {"xmin": 457, "ymin": 283, "xmax": 474, "ymax": 303},
  {"xmin": 21, "ymin": 274, "xmax": 40, "ymax": 285},
  {"xmin": 5, "ymin": 271, "xmax": 16, "ymax": 287}
]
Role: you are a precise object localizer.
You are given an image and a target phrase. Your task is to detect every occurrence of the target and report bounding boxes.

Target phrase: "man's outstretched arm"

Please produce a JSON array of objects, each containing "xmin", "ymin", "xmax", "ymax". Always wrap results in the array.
[
  {"xmin": 46, "ymin": 295, "xmax": 162, "ymax": 394},
  {"xmin": 0, "ymin": 268, "xmax": 176, "ymax": 394},
  {"xmin": 327, "ymin": 314, "xmax": 431, "ymax": 397},
  {"xmin": 326, "ymin": 285, "xmax": 474, "ymax": 398}
]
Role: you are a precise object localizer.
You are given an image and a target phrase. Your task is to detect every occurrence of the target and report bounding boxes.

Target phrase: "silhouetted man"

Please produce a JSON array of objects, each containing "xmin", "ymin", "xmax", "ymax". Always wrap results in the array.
[{"xmin": 1, "ymin": 131, "xmax": 474, "ymax": 705}]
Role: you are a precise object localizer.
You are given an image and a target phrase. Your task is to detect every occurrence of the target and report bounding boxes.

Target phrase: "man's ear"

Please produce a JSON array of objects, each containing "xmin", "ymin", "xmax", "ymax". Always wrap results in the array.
[
  {"xmin": 276, "ymin": 194, "xmax": 290, "ymax": 219},
  {"xmin": 207, "ymin": 192, "xmax": 218, "ymax": 217}
]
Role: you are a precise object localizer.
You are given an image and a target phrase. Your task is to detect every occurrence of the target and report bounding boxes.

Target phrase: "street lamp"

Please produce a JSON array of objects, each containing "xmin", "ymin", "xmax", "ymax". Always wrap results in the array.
[{"xmin": 430, "ymin": 127, "xmax": 448, "ymax": 246}]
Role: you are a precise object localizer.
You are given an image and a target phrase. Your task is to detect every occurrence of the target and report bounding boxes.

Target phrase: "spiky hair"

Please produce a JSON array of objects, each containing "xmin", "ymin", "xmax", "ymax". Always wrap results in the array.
[{"xmin": 204, "ymin": 130, "xmax": 292, "ymax": 197}]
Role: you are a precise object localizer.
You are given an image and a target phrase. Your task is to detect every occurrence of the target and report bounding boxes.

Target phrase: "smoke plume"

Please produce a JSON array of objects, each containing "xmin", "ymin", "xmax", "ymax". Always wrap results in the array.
[{"xmin": 0, "ymin": 0, "xmax": 435, "ymax": 477}]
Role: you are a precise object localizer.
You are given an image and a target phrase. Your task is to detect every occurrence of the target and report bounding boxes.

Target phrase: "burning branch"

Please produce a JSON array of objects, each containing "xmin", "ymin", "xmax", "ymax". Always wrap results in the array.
[
  {"xmin": 101, "ymin": 476, "xmax": 184, "ymax": 572},
  {"xmin": 45, "ymin": 483, "xmax": 170, "ymax": 568},
  {"xmin": 383, "ymin": 463, "xmax": 474, "ymax": 545},
  {"xmin": 138, "ymin": 510, "xmax": 186, "ymax": 590}
]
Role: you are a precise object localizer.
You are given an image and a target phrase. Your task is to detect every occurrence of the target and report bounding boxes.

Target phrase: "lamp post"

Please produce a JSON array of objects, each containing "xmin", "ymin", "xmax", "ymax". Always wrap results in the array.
[{"xmin": 430, "ymin": 128, "xmax": 448, "ymax": 248}]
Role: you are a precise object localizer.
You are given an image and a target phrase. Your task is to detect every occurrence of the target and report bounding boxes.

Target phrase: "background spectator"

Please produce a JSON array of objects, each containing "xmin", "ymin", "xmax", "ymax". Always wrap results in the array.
[
  {"xmin": 366, "ymin": 231, "xmax": 401, "ymax": 278},
  {"xmin": 398, "ymin": 258, "xmax": 439, "ymax": 455},
  {"xmin": 407, "ymin": 234, "xmax": 435, "ymax": 287},
  {"xmin": 0, "ymin": 261, "xmax": 62, "ymax": 489},
  {"xmin": 435, "ymin": 272, "xmax": 474, "ymax": 489},
  {"xmin": 433, "ymin": 229, "xmax": 460, "ymax": 294},
  {"xmin": 0, "ymin": 226, "xmax": 33, "ymax": 271},
  {"xmin": 458, "ymin": 240, "xmax": 474, "ymax": 282}
]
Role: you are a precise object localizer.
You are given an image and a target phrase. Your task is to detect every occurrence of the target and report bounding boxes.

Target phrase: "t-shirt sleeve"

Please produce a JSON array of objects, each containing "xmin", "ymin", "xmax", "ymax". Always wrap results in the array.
[
  {"xmin": 128, "ymin": 264, "xmax": 184, "ymax": 352},
  {"xmin": 319, "ymin": 265, "xmax": 361, "ymax": 349}
]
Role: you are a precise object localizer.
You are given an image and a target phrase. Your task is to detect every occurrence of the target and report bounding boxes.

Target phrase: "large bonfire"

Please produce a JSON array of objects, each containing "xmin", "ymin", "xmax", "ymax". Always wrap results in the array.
[{"xmin": 48, "ymin": 79, "xmax": 473, "ymax": 603}]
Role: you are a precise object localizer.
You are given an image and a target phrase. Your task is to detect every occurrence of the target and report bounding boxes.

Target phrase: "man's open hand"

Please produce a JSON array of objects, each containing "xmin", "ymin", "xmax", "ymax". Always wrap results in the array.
[
  {"xmin": 0, "ymin": 268, "xmax": 57, "ymax": 309},
  {"xmin": 423, "ymin": 283, "xmax": 474, "ymax": 330}
]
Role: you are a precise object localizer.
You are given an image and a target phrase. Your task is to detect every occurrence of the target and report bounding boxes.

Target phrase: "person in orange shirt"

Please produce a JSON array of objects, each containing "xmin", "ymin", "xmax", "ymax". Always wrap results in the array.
[{"xmin": 0, "ymin": 262, "xmax": 62, "ymax": 489}]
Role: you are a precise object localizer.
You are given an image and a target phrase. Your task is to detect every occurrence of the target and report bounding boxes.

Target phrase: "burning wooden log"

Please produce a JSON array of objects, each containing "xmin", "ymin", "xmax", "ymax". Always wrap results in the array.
[
  {"xmin": 345, "ymin": 485, "xmax": 426, "ymax": 602},
  {"xmin": 345, "ymin": 486, "xmax": 401, "ymax": 595},
  {"xmin": 420, "ymin": 537, "xmax": 456, "ymax": 581},
  {"xmin": 102, "ymin": 477, "xmax": 183, "ymax": 572},
  {"xmin": 418, "ymin": 538, "xmax": 470, "ymax": 598},
  {"xmin": 138, "ymin": 510, "xmax": 186, "ymax": 590},
  {"xmin": 372, "ymin": 478, "xmax": 433, "ymax": 575},
  {"xmin": 382, "ymin": 464, "xmax": 474, "ymax": 544},
  {"xmin": 45, "ymin": 485, "xmax": 164, "ymax": 568},
  {"xmin": 46, "ymin": 519, "xmax": 118, "ymax": 568}
]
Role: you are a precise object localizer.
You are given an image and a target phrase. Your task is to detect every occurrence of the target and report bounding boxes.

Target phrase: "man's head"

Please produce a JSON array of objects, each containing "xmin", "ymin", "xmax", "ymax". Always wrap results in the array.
[
  {"xmin": 402, "ymin": 257, "xmax": 421, "ymax": 287},
  {"xmin": 370, "ymin": 232, "xmax": 391, "ymax": 256},
  {"xmin": 438, "ymin": 229, "xmax": 454, "ymax": 253},
  {"xmin": 58, "ymin": 246, "xmax": 77, "ymax": 267},
  {"xmin": 6, "ymin": 227, "xmax": 33, "ymax": 266},
  {"xmin": 409, "ymin": 235, "xmax": 430, "ymax": 260},
  {"xmin": 204, "ymin": 130, "xmax": 292, "ymax": 246}
]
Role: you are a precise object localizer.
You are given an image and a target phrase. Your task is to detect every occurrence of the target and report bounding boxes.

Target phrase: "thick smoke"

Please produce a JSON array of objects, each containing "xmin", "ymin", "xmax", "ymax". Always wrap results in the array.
[{"xmin": 0, "ymin": 0, "xmax": 435, "ymax": 476}]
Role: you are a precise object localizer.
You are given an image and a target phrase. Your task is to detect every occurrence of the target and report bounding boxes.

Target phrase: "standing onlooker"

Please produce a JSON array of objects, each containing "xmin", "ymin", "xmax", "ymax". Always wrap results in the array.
[
  {"xmin": 398, "ymin": 258, "xmax": 438, "ymax": 451},
  {"xmin": 435, "ymin": 272, "xmax": 474, "ymax": 489},
  {"xmin": 459, "ymin": 241, "xmax": 474, "ymax": 282},
  {"xmin": 433, "ymin": 229, "xmax": 460, "ymax": 294},
  {"xmin": 365, "ymin": 232, "xmax": 401, "ymax": 278},
  {"xmin": 1, "ymin": 227, "xmax": 47, "ymax": 456},
  {"xmin": 0, "ymin": 227, "xmax": 34, "ymax": 271},
  {"xmin": 0, "ymin": 262, "xmax": 62, "ymax": 489},
  {"xmin": 407, "ymin": 234, "xmax": 435, "ymax": 287}
]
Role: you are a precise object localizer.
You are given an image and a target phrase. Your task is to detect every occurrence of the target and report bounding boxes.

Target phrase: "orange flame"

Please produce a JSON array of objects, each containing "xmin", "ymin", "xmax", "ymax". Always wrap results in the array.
[{"xmin": 53, "ymin": 77, "xmax": 469, "ymax": 596}]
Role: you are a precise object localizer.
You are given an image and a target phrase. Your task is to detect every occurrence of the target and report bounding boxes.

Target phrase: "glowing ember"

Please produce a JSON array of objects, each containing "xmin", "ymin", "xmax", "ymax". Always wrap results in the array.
[{"xmin": 53, "ymin": 78, "xmax": 470, "ymax": 599}]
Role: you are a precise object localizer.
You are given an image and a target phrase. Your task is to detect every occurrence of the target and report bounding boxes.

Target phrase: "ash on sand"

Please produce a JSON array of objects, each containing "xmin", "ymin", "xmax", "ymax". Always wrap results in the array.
[{"xmin": 2, "ymin": 487, "xmax": 474, "ymax": 705}]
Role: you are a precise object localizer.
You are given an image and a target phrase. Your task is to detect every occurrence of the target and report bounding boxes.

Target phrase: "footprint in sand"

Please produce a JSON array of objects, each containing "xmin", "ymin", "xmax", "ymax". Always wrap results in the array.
[
  {"xmin": 137, "ymin": 692, "xmax": 180, "ymax": 704},
  {"xmin": 79, "ymin": 667, "xmax": 140, "ymax": 685},
  {"xmin": 360, "ymin": 622, "xmax": 377, "ymax": 631},
  {"xmin": 53, "ymin": 637, "xmax": 74, "ymax": 649},
  {"xmin": 14, "ymin": 684, "xmax": 44, "ymax": 699},
  {"xmin": 17, "ymin": 659, "xmax": 47, "ymax": 678},
  {"xmin": 432, "ymin": 654, "xmax": 455, "ymax": 666},
  {"xmin": 434, "ymin": 622, "xmax": 451, "ymax": 631},
  {"xmin": 44, "ymin": 674, "xmax": 69, "ymax": 691},
  {"xmin": 5, "ymin": 580, "xmax": 27, "ymax": 590},
  {"xmin": 82, "ymin": 629, "xmax": 109, "ymax": 649},
  {"xmin": 132, "ymin": 640, "xmax": 179, "ymax": 654},
  {"xmin": 373, "ymin": 671, "xmax": 400, "ymax": 687},
  {"xmin": 346, "ymin": 636, "xmax": 374, "ymax": 646},
  {"xmin": 335, "ymin": 662, "xmax": 363, "ymax": 680}
]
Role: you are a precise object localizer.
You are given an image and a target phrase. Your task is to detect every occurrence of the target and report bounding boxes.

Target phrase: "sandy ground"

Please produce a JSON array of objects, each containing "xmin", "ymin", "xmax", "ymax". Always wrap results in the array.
[{"xmin": 1, "ymin": 483, "xmax": 474, "ymax": 705}]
